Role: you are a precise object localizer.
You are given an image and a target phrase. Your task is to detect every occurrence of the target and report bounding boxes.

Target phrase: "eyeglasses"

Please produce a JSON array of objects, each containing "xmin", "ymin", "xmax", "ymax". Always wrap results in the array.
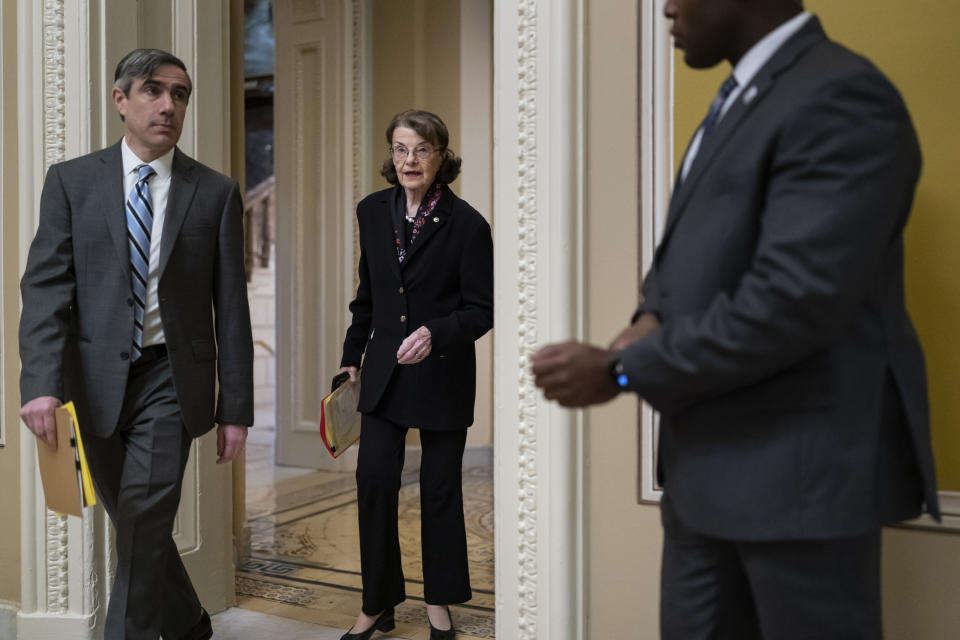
[{"xmin": 391, "ymin": 144, "xmax": 436, "ymax": 162}]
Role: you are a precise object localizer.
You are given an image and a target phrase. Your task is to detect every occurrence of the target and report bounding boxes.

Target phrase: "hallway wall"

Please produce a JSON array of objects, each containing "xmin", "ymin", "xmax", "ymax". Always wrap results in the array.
[
  {"xmin": 583, "ymin": 2, "xmax": 663, "ymax": 637},
  {"xmin": 0, "ymin": 0, "xmax": 20, "ymax": 607},
  {"xmin": 367, "ymin": 0, "xmax": 461, "ymax": 194}
]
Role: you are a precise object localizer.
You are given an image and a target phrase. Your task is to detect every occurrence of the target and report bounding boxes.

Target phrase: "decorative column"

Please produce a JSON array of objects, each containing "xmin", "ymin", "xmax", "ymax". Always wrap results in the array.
[
  {"xmin": 16, "ymin": 1, "xmax": 116, "ymax": 637},
  {"xmin": 493, "ymin": 1, "xmax": 585, "ymax": 639}
]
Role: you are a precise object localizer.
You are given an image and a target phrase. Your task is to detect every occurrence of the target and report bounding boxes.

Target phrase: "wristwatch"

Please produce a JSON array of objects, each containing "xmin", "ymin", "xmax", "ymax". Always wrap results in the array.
[{"xmin": 609, "ymin": 356, "xmax": 629, "ymax": 389}]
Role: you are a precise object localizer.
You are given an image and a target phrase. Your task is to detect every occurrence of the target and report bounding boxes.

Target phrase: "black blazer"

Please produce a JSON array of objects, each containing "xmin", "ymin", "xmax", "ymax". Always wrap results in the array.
[
  {"xmin": 20, "ymin": 142, "xmax": 254, "ymax": 438},
  {"xmin": 341, "ymin": 184, "xmax": 493, "ymax": 429},
  {"xmin": 622, "ymin": 18, "xmax": 938, "ymax": 540}
]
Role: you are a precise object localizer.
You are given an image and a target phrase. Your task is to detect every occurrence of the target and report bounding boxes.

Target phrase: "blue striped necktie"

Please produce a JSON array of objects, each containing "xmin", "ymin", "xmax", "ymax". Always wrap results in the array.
[
  {"xmin": 701, "ymin": 75, "xmax": 738, "ymax": 138},
  {"xmin": 126, "ymin": 164, "xmax": 156, "ymax": 360}
]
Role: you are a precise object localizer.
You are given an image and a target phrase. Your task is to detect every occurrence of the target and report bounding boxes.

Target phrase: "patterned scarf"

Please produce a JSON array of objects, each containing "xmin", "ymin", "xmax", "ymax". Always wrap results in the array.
[{"xmin": 394, "ymin": 182, "xmax": 443, "ymax": 263}]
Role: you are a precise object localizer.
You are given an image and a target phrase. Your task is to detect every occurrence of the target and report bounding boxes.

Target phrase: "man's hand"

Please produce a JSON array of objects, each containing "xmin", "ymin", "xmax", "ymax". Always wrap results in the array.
[
  {"xmin": 530, "ymin": 341, "xmax": 620, "ymax": 408},
  {"xmin": 608, "ymin": 313, "xmax": 660, "ymax": 351},
  {"xmin": 397, "ymin": 326, "xmax": 432, "ymax": 364},
  {"xmin": 20, "ymin": 396, "xmax": 62, "ymax": 449},
  {"xmin": 217, "ymin": 424, "xmax": 248, "ymax": 464}
]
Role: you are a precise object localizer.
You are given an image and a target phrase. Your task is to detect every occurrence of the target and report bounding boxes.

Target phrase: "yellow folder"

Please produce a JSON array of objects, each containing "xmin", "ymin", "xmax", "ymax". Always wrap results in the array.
[{"xmin": 35, "ymin": 402, "xmax": 96, "ymax": 517}]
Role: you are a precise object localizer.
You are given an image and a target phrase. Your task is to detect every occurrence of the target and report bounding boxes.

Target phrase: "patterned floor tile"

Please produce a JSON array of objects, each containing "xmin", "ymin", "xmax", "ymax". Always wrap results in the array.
[{"xmin": 241, "ymin": 458, "xmax": 495, "ymax": 638}]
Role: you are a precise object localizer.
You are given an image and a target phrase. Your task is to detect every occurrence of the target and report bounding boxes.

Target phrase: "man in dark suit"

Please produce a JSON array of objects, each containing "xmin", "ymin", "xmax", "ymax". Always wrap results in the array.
[
  {"xmin": 532, "ymin": 1, "xmax": 938, "ymax": 637},
  {"xmin": 19, "ymin": 48, "xmax": 253, "ymax": 640}
]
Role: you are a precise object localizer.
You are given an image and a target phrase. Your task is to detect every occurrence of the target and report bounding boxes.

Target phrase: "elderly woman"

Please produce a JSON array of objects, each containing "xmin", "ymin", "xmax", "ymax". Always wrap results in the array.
[{"xmin": 336, "ymin": 110, "xmax": 493, "ymax": 640}]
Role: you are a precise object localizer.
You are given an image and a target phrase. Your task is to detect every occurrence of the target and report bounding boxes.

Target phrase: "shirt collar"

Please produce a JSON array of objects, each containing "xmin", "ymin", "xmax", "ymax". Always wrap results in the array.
[
  {"xmin": 732, "ymin": 12, "xmax": 812, "ymax": 90},
  {"xmin": 121, "ymin": 137, "xmax": 175, "ymax": 181}
]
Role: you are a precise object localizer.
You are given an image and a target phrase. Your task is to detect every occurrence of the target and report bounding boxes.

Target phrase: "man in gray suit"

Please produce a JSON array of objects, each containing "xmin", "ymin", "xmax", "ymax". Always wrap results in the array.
[
  {"xmin": 532, "ymin": 1, "xmax": 938, "ymax": 638},
  {"xmin": 19, "ymin": 49, "xmax": 253, "ymax": 640}
]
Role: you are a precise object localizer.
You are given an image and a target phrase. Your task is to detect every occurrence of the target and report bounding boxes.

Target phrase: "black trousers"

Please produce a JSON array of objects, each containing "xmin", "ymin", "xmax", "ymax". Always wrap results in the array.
[
  {"xmin": 659, "ymin": 495, "xmax": 882, "ymax": 640},
  {"xmin": 82, "ymin": 356, "xmax": 205, "ymax": 640},
  {"xmin": 356, "ymin": 413, "xmax": 472, "ymax": 615}
]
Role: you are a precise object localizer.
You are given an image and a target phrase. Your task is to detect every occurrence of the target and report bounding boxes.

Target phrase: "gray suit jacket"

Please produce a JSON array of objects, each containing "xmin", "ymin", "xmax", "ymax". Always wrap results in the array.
[
  {"xmin": 623, "ymin": 18, "xmax": 938, "ymax": 540},
  {"xmin": 20, "ymin": 141, "xmax": 253, "ymax": 438}
]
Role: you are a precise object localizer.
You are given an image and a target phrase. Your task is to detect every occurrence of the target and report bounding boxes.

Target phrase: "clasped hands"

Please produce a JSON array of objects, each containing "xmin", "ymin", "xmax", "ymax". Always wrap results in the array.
[
  {"xmin": 530, "ymin": 313, "xmax": 659, "ymax": 408},
  {"xmin": 397, "ymin": 325, "xmax": 432, "ymax": 364},
  {"xmin": 335, "ymin": 325, "xmax": 433, "ymax": 386}
]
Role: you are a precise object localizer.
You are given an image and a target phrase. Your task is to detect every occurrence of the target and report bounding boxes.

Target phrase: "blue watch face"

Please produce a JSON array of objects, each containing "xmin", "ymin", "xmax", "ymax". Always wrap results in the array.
[{"xmin": 616, "ymin": 373, "xmax": 629, "ymax": 388}]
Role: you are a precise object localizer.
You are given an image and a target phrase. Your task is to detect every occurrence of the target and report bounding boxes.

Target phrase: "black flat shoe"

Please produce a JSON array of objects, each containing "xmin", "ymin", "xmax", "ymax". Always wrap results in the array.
[
  {"xmin": 339, "ymin": 607, "xmax": 395, "ymax": 640},
  {"xmin": 178, "ymin": 608, "xmax": 212, "ymax": 640},
  {"xmin": 428, "ymin": 606, "xmax": 456, "ymax": 640}
]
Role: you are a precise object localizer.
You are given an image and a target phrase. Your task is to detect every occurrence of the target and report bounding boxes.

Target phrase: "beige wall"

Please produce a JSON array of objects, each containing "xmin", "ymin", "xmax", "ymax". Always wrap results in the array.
[
  {"xmin": 458, "ymin": 0, "xmax": 493, "ymax": 451},
  {"xmin": 811, "ymin": 0, "xmax": 960, "ymax": 495},
  {"xmin": 368, "ymin": 0, "xmax": 462, "ymax": 192},
  {"xmin": 0, "ymin": 0, "xmax": 21, "ymax": 605},
  {"xmin": 810, "ymin": 3, "xmax": 960, "ymax": 635},
  {"xmin": 587, "ymin": 1, "xmax": 960, "ymax": 638},
  {"xmin": 584, "ymin": 1, "xmax": 662, "ymax": 637},
  {"xmin": 367, "ymin": 0, "xmax": 493, "ymax": 447}
]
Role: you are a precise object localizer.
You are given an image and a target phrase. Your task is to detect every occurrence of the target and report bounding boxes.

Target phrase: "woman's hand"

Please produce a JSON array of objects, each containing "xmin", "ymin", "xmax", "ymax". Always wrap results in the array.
[
  {"xmin": 397, "ymin": 326, "xmax": 432, "ymax": 364},
  {"xmin": 337, "ymin": 366, "xmax": 359, "ymax": 382}
]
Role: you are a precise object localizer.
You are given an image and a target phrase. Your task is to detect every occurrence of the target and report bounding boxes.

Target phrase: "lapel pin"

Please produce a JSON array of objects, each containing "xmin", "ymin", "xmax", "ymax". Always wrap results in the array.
[
  {"xmin": 742, "ymin": 85, "xmax": 758, "ymax": 104},
  {"xmin": 433, "ymin": 217, "xmax": 440, "ymax": 223}
]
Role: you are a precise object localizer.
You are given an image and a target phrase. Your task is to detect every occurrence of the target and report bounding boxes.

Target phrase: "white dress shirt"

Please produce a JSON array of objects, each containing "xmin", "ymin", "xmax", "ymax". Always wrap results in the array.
[
  {"xmin": 121, "ymin": 137, "xmax": 174, "ymax": 347},
  {"xmin": 680, "ymin": 12, "xmax": 812, "ymax": 181}
]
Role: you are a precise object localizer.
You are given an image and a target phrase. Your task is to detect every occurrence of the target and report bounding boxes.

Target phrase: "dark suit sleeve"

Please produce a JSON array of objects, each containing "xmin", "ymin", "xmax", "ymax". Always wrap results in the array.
[
  {"xmin": 424, "ymin": 216, "xmax": 494, "ymax": 351},
  {"xmin": 621, "ymin": 72, "xmax": 921, "ymax": 415},
  {"xmin": 213, "ymin": 182, "xmax": 254, "ymax": 425},
  {"xmin": 19, "ymin": 164, "xmax": 75, "ymax": 404},
  {"xmin": 341, "ymin": 210, "xmax": 372, "ymax": 368},
  {"xmin": 631, "ymin": 268, "xmax": 663, "ymax": 324}
]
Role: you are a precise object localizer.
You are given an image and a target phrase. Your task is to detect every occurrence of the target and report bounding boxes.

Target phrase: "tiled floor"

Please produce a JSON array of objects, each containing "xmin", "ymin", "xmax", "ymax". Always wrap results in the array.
[
  {"xmin": 240, "ymin": 427, "xmax": 495, "ymax": 639},
  {"xmin": 212, "ymin": 607, "xmax": 348, "ymax": 639}
]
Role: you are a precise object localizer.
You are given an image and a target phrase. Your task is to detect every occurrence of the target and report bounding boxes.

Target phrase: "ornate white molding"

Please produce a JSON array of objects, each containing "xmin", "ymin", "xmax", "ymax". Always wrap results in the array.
[
  {"xmin": 350, "ymin": 0, "xmax": 363, "ymax": 280},
  {"xmin": 515, "ymin": 1, "xmax": 539, "ymax": 637},
  {"xmin": 494, "ymin": 1, "xmax": 584, "ymax": 638},
  {"xmin": 44, "ymin": 513, "xmax": 69, "ymax": 613},
  {"xmin": 18, "ymin": 0, "xmax": 102, "ymax": 635},
  {"xmin": 42, "ymin": 0, "xmax": 66, "ymax": 172},
  {"xmin": 39, "ymin": 1, "xmax": 72, "ymax": 615}
]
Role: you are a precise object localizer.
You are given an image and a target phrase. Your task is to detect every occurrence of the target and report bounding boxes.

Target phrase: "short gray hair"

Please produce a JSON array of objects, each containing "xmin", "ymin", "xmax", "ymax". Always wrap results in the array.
[{"xmin": 114, "ymin": 48, "xmax": 192, "ymax": 97}]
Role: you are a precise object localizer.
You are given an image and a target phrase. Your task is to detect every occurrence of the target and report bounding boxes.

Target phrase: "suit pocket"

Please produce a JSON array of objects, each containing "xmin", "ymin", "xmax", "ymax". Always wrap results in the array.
[{"xmin": 191, "ymin": 339, "xmax": 217, "ymax": 362}]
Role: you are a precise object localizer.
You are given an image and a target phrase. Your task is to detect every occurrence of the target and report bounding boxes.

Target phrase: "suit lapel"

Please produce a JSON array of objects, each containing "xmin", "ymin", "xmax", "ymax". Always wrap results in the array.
[
  {"xmin": 401, "ymin": 185, "xmax": 451, "ymax": 268},
  {"xmin": 158, "ymin": 148, "xmax": 199, "ymax": 278},
  {"xmin": 96, "ymin": 143, "xmax": 131, "ymax": 281},
  {"xmin": 659, "ymin": 17, "xmax": 829, "ymax": 252},
  {"xmin": 376, "ymin": 189, "xmax": 404, "ymax": 282},
  {"xmin": 661, "ymin": 84, "xmax": 766, "ymax": 243}
]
